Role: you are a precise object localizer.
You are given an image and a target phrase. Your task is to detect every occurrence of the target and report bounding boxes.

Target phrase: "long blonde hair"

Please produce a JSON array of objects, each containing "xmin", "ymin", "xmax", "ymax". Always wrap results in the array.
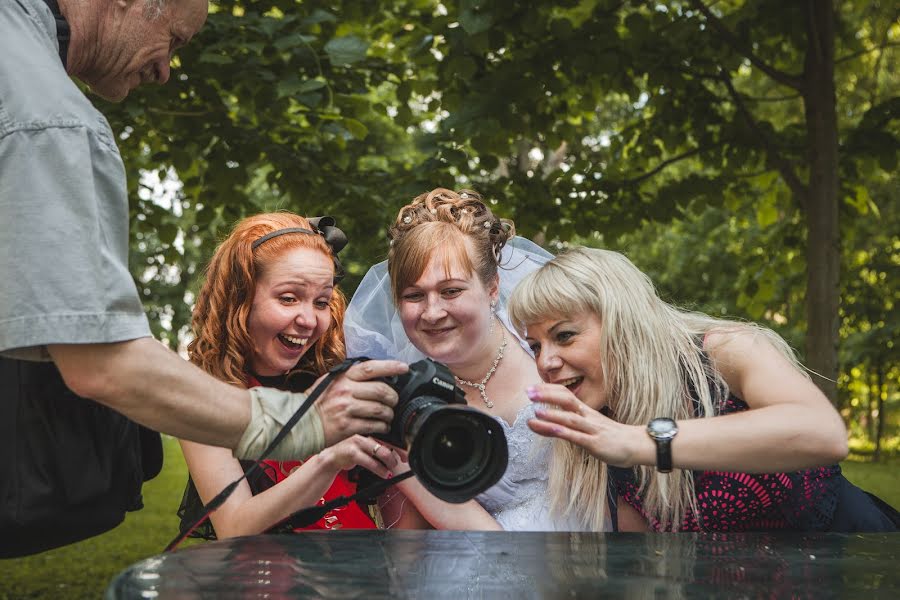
[{"xmin": 507, "ymin": 246, "xmax": 803, "ymax": 531}]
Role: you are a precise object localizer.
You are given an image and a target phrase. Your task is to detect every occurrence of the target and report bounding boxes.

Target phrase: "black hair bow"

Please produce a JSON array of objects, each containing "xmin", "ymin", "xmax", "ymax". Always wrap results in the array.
[
  {"xmin": 308, "ymin": 216, "xmax": 348, "ymax": 256},
  {"xmin": 308, "ymin": 216, "xmax": 347, "ymax": 283}
]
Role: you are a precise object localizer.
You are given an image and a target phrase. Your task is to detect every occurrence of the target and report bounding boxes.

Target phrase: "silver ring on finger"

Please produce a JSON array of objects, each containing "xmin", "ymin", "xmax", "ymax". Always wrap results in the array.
[{"xmin": 372, "ymin": 442, "xmax": 382, "ymax": 457}]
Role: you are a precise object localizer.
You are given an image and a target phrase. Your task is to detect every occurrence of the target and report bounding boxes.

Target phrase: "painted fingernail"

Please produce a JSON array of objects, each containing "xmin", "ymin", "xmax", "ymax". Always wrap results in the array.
[
  {"xmin": 387, "ymin": 472, "xmax": 393, "ymax": 479},
  {"xmin": 534, "ymin": 407, "xmax": 546, "ymax": 418},
  {"xmin": 526, "ymin": 386, "xmax": 539, "ymax": 400}
]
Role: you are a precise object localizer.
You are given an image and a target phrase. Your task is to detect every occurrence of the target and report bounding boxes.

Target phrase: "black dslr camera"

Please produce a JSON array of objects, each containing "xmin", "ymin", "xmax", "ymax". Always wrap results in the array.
[{"xmin": 374, "ymin": 358, "xmax": 508, "ymax": 503}]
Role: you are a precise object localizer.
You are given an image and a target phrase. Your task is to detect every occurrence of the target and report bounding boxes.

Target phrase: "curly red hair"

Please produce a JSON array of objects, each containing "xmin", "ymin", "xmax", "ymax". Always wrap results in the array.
[{"xmin": 188, "ymin": 212, "xmax": 347, "ymax": 386}]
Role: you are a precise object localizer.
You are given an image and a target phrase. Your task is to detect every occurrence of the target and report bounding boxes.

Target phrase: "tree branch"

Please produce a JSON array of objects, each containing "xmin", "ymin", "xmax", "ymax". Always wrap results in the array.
[
  {"xmin": 741, "ymin": 93, "xmax": 802, "ymax": 103},
  {"xmin": 678, "ymin": 64, "xmax": 802, "ymax": 103},
  {"xmin": 835, "ymin": 41, "xmax": 900, "ymax": 66},
  {"xmin": 691, "ymin": 0, "xmax": 805, "ymax": 91},
  {"xmin": 620, "ymin": 146, "xmax": 707, "ymax": 186},
  {"xmin": 719, "ymin": 72, "xmax": 808, "ymax": 209},
  {"xmin": 147, "ymin": 108, "xmax": 210, "ymax": 117}
]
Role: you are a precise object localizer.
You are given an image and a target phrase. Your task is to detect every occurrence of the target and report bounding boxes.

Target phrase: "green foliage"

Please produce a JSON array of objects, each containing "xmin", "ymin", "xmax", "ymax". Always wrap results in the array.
[
  {"xmin": 100, "ymin": 1, "xmax": 897, "ymax": 429},
  {"xmin": 101, "ymin": 0, "xmax": 448, "ymax": 341}
]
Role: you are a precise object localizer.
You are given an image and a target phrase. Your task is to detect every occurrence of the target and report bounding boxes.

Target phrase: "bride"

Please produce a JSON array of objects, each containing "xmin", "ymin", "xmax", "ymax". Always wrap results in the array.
[{"xmin": 345, "ymin": 188, "xmax": 601, "ymax": 531}]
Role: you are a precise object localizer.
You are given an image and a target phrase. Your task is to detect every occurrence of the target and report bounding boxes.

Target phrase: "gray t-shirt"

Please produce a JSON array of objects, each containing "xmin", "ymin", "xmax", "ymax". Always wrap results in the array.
[{"xmin": 0, "ymin": 0, "xmax": 151, "ymax": 360}]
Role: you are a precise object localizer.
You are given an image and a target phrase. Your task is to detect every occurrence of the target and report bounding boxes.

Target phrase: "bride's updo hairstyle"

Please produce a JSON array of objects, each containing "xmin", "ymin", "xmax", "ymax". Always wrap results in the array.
[{"xmin": 388, "ymin": 188, "xmax": 515, "ymax": 303}]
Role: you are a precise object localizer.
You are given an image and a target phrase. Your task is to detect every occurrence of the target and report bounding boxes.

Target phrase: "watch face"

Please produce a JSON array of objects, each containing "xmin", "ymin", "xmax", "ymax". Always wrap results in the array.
[{"xmin": 647, "ymin": 418, "xmax": 678, "ymax": 440}]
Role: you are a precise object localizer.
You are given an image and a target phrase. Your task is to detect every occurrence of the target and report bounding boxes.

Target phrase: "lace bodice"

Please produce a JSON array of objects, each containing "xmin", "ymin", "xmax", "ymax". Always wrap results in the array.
[
  {"xmin": 476, "ymin": 403, "xmax": 589, "ymax": 531},
  {"xmin": 609, "ymin": 395, "xmax": 843, "ymax": 532}
]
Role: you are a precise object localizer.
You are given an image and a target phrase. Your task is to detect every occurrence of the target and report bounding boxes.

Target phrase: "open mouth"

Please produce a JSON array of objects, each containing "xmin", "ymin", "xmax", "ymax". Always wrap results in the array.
[
  {"xmin": 278, "ymin": 333, "xmax": 308, "ymax": 350},
  {"xmin": 557, "ymin": 376, "xmax": 584, "ymax": 392}
]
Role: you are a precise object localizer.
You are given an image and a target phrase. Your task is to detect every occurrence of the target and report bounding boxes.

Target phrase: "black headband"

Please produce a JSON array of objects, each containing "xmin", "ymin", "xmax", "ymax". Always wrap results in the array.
[
  {"xmin": 251, "ymin": 227, "xmax": 317, "ymax": 250},
  {"xmin": 251, "ymin": 216, "xmax": 348, "ymax": 282}
]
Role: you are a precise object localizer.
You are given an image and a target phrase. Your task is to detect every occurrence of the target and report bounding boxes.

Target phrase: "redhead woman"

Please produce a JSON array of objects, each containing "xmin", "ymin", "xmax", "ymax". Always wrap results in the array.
[
  {"xmin": 177, "ymin": 212, "xmax": 406, "ymax": 539},
  {"xmin": 346, "ymin": 189, "xmax": 594, "ymax": 531},
  {"xmin": 507, "ymin": 246, "xmax": 898, "ymax": 532}
]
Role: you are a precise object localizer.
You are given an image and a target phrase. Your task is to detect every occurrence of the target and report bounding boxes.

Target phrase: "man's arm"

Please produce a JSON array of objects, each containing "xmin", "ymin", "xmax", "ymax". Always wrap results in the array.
[
  {"xmin": 49, "ymin": 337, "xmax": 249, "ymax": 448},
  {"xmin": 47, "ymin": 339, "xmax": 409, "ymax": 458}
]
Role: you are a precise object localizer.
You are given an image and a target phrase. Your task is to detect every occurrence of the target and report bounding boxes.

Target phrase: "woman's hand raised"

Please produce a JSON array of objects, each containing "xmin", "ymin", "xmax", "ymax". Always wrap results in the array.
[{"xmin": 526, "ymin": 383, "xmax": 643, "ymax": 468}]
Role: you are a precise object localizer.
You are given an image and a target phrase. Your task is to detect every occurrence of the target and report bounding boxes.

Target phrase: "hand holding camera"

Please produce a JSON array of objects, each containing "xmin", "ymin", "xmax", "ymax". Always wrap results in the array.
[
  {"xmin": 310, "ymin": 357, "xmax": 506, "ymax": 504},
  {"xmin": 368, "ymin": 358, "xmax": 508, "ymax": 503},
  {"xmin": 318, "ymin": 434, "xmax": 401, "ymax": 481},
  {"xmin": 311, "ymin": 359, "xmax": 408, "ymax": 446}
]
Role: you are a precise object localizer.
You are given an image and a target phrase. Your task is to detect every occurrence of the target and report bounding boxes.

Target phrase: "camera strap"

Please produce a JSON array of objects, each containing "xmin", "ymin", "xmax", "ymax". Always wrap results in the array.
[
  {"xmin": 270, "ymin": 470, "xmax": 414, "ymax": 531},
  {"xmin": 40, "ymin": 0, "xmax": 70, "ymax": 66},
  {"xmin": 164, "ymin": 358, "xmax": 362, "ymax": 552}
]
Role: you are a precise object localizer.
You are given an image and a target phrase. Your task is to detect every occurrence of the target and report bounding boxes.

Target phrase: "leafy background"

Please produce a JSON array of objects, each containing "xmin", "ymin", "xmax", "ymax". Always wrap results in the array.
[
  {"xmin": 99, "ymin": 0, "xmax": 897, "ymax": 452},
  {"xmin": 2, "ymin": 0, "xmax": 898, "ymax": 596}
]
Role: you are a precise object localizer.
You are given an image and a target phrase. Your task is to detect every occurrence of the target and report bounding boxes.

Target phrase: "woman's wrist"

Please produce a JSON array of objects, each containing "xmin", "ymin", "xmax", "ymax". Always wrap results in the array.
[
  {"xmin": 394, "ymin": 472, "xmax": 416, "ymax": 494},
  {"xmin": 627, "ymin": 423, "xmax": 658, "ymax": 468},
  {"xmin": 309, "ymin": 447, "xmax": 342, "ymax": 476}
]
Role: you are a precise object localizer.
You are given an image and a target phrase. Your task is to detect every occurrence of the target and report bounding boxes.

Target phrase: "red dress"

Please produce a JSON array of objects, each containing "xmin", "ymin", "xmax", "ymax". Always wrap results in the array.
[
  {"xmin": 176, "ymin": 372, "xmax": 377, "ymax": 539},
  {"xmin": 246, "ymin": 374, "xmax": 376, "ymax": 531}
]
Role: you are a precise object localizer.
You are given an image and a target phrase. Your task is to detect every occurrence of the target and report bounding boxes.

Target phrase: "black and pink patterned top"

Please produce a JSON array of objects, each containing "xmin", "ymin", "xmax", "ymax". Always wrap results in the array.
[{"xmin": 609, "ymin": 395, "xmax": 842, "ymax": 532}]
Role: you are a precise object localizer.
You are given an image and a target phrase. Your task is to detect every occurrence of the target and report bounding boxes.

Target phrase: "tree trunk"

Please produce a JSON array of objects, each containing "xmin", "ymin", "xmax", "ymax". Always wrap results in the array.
[
  {"xmin": 802, "ymin": 0, "xmax": 841, "ymax": 404},
  {"xmin": 873, "ymin": 362, "xmax": 885, "ymax": 463},
  {"xmin": 865, "ymin": 370, "xmax": 875, "ymax": 439}
]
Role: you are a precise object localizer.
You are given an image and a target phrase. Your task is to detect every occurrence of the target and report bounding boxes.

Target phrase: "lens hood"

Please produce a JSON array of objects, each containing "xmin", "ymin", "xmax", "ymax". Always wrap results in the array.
[{"xmin": 407, "ymin": 404, "xmax": 508, "ymax": 503}]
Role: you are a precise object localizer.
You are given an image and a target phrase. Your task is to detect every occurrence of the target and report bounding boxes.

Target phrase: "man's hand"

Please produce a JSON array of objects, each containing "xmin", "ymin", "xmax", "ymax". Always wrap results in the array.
[
  {"xmin": 313, "ymin": 360, "xmax": 408, "ymax": 446},
  {"xmin": 234, "ymin": 360, "xmax": 408, "ymax": 461}
]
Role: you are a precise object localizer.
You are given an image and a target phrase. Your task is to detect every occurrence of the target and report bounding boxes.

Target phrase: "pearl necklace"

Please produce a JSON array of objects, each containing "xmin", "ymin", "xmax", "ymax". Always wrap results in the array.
[{"xmin": 455, "ymin": 327, "xmax": 507, "ymax": 409}]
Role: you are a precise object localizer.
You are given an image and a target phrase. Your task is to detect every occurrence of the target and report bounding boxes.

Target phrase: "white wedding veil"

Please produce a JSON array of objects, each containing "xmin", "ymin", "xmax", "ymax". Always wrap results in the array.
[{"xmin": 344, "ymin": 236, "xmax": 553, "ymax": 362}]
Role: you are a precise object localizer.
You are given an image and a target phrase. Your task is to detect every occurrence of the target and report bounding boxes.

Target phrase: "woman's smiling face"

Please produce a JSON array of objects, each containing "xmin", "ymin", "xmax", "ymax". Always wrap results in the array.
[
  {"xmin": 525, "ymin": 310, "xmax": 608, "ymax": 410},
  {"xmin": 247, "ymin": 247, "xmax": 334, "ymax": 376},
  {"xmin": 397, "ymin": 246, "xmax": 497, "ymax": 368}
]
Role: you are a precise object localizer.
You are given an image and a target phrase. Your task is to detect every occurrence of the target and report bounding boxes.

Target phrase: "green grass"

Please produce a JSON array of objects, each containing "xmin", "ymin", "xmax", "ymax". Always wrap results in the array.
[
  {"xmin": 1, "ymin": 440, "xmax": 897, "ymax": 599},
  {"xmin": 840, "ymin": 456, "xmax": 900, "ymax": 508}
]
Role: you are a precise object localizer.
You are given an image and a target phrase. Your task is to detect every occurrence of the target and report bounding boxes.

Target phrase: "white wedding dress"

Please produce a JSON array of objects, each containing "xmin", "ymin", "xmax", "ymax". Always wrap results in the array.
[
  {"xmin": 343, "ymin": 238, "xmax": 605, "ymax": 532},
  {"xmin": 476, "ymin": 403, "xmax": 594, "ymax": 531}
]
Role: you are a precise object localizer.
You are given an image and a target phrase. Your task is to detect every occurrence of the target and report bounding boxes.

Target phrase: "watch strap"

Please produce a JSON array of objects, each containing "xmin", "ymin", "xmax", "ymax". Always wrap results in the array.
[{"xmin": 655, "ymin": 438, "xmax": 673, "ymax": 473}]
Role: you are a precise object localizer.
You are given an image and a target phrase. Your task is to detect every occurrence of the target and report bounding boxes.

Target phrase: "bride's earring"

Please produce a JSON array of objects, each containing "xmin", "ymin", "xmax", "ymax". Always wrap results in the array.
[{"xmin": 489, "ymin": 299, "xmax": 497, "ymax": 334}]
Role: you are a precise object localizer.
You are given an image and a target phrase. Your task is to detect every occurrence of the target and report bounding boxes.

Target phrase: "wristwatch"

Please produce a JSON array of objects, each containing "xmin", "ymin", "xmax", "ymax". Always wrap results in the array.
[{"xmin": 646, "ymin": 418, "xmax": 678, "ymax": 473}]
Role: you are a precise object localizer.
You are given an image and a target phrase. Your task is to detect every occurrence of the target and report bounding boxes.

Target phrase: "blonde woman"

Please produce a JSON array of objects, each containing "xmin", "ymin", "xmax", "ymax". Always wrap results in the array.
[{"xmin": 507, "ymin": 246, "xmax": 897, "ymax": 532}]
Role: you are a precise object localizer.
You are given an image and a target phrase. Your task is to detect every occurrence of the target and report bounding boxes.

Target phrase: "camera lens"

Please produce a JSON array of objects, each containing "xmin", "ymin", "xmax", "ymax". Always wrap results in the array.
[
  {"xmin": 375, "ymin": 358, "xmax": 508, "ymax": 504},
  {"xmin": 406, "ymin": 403, "xmax": 507, "ymax": 504},
  {"xmin": 433, "ymin": 426, "xmax": 473, "ymax": 471},
  {"xmin": 418, "ymin": 412, "xmax": 485, "ymax": 487}
]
